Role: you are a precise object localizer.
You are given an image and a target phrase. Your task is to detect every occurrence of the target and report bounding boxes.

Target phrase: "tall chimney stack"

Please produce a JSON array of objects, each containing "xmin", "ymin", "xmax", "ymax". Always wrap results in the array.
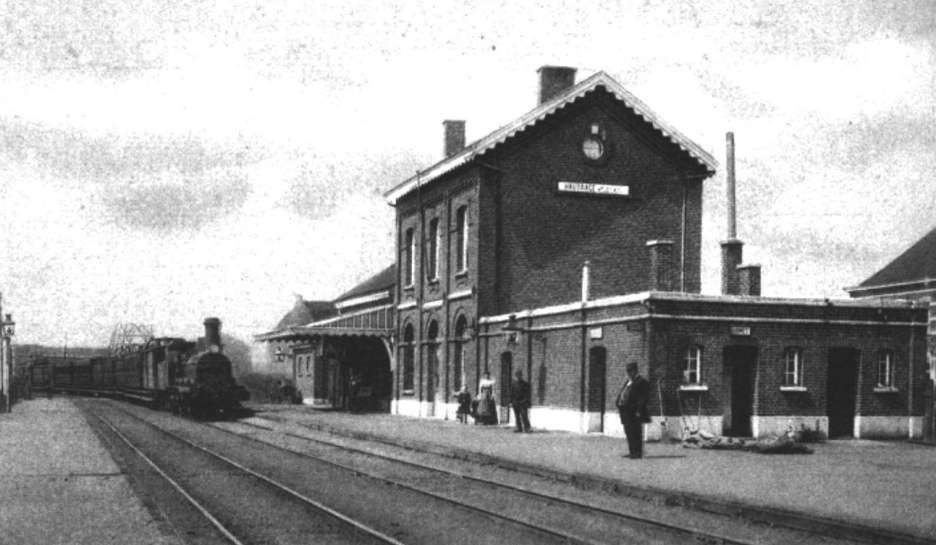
[
  {"xmin": 442, "ymin": 120, "xmax": 465, "ymax": 158},
  {"xmin": 203, "ymin": 317, "xmax": 222, "ymax": 352},
  {"xmin": 721, "ymin": 132, "xmax": 744, "ymax": 295},
  {"xmin": 726, "ymin": 132, "xmax": 737, "ymax": 240},
  {"xmin": 537, "ymin": 66, "xmax": 577, "ymax": 105}
]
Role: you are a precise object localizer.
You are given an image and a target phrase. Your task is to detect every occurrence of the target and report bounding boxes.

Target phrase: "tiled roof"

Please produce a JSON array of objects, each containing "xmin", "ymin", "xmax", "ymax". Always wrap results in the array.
[
  {"xmin": 384, "ymin": 71, "xmax": 718, "ymax": 205},
  {"xmin": 333, "ymin": 264, "xmax": 395, "ymax": 304},
  {"xmin": 274, "ymin": 300, "xmax": 335, "ymax": 330},
  {"xmin": 850, "ymin": 226, "xmax": 936, "ymax": 293}
]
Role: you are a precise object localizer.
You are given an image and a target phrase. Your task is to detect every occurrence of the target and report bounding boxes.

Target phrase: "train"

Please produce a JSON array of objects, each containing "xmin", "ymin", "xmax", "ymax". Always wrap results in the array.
[{"xmin": 29, "ymin": 317, "xmax": 249, "ymax": 418}]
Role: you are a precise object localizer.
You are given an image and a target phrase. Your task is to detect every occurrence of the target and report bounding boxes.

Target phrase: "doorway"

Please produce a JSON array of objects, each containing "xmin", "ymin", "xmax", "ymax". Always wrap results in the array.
[
  {"xmin": 827, "ymin": 348, "xmax": 859, "ymax": 438},
  {"xmin": 587, "ymin": 346, "xmax": 607, "ymax": 432},
  {"xmin": 426, "ymin": 321, "xmax": 441, "ymax": 417},
  {"xmin": 724, "ymin": 346, "xmax": 757, "ymax": 437}
]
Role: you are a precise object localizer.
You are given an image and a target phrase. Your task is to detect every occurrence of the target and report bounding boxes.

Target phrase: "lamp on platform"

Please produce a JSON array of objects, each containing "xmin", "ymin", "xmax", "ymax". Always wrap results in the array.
[
  {"xmin": 502, "ymin": 314, "xmax": 521, "ymax": 345},
  {"xmin": 2, "ymin": 314, "xmax": 14, "ymax": 338}
]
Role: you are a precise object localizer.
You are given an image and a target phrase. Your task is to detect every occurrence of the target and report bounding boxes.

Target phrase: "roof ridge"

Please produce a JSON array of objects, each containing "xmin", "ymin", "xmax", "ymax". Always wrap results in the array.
[{"xmin": 384, "ymin": 70, "xmax": 717, "ymax": 204}]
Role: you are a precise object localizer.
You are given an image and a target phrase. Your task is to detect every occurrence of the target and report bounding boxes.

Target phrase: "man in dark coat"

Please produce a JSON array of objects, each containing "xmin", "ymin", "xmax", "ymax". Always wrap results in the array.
[
  {"xmin": 509, "ymin": 369, "xmax": 532, "ymax": 433},
  {"xmin": 616, "ymin": 362, "xmax": 650, "ymax": 458}
]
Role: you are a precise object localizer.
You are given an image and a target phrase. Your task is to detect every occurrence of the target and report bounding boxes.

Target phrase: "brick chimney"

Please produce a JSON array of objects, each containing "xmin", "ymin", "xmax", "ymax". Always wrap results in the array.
[
  {"xmin": 721, "ymin": 240, "xmax": 744, "ymax": 295},
  {"xmin": 443, "ymin": 120, "xmax": 465, "ymax": 158},
  {"xmin": 737, "ymin": 264, "xmax": 761, "ymax": 296},
  {"xmin": 537, "ymin": 66, "xmax": 577, "ymax": 105},
  {"xmin": 646, "ymin": 240, "xmax": 675, "ymax": 291},
  {"xmin": 721, "ymin": 131, "xmax": 744, "ymax": 295},
  {"xmin": 203, "ymin": 317, "xmax": 222, "ymax": 352}
]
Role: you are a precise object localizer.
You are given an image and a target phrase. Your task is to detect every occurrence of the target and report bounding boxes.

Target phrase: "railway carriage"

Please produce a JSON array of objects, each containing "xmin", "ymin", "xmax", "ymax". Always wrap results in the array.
[{"xmin": 30, "ymin": 317, "xmax": 248, "ymax": 418}]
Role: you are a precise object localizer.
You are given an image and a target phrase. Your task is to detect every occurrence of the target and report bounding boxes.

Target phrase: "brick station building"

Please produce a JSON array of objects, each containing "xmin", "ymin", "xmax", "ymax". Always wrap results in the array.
[{"xmin": 259, "ymin": 67, "xmax": 931, "ymax": 440}]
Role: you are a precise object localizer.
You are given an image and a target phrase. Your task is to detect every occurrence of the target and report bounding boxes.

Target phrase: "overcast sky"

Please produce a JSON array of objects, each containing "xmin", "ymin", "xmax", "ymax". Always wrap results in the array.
[{"xmin": 1, "ymin": 0, "xmax": 933, "ymax": 348}]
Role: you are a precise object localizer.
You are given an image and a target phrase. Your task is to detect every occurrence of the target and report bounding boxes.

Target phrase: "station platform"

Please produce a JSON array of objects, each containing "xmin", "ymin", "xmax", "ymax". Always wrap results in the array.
[
  {"xmin": 253, "ymin": 405, "xmax": 936, "ymax": 543},
  {"xmin": 0, "ymin": 398, "xmax": 183, "ymax": 545},
  {"xmin": 3, "ymin": 398, "xmax": 933, "ymax": 544}
]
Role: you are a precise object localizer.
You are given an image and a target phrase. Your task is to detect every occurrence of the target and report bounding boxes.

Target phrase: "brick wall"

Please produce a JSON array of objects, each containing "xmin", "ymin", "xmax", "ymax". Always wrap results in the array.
[{"xmin": 481, "ymin": 90, "xmax": 708, "ymax": 315}]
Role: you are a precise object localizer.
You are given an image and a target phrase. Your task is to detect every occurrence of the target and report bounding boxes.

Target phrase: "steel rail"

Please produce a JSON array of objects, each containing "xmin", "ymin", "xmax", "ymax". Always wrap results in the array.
[
  {"xmin": 243, "ymin": 416, "xmax": 936, "ymax": 545},
  {"xmin": 90, "ymin": 409, "xmax": 246, "ymax": 545},
  {"xmin": 94, "ymin": 402, "xmax": 408, "ymax": 545},
  {"xmin": 231, "ymin": 418, "xmax": 753, "ymax": 545},
  {"xmin": 106, "ymin": 401, "xmax": 603, "ymax": 545}
]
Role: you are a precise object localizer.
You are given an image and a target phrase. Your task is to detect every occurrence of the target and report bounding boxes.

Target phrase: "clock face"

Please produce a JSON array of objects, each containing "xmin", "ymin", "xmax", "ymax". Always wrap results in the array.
[{"xmin": 582, "ymin": 137, "xmax": 604, "ymax": 160}]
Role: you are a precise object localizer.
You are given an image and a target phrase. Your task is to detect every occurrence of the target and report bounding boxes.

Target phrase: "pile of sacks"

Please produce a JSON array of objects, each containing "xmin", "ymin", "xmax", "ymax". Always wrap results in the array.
[{"xmin": 682, "ymin": 429, "xmax": 813, "ymax": 454}]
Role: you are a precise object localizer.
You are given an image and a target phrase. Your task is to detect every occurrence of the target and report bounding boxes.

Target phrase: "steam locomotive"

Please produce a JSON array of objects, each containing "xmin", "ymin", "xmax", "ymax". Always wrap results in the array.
[{"xmin": 30, "ymin": 317, "xmax": 249, "ymax": 418}]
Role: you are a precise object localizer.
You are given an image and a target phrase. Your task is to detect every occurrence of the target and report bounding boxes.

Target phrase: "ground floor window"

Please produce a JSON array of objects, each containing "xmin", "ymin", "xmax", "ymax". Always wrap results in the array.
[
  {"xmin": 683, "ymin": 346, "xmax": 702, "ymax": 384},
  {"xmin": 402, "ymin": 324, "xmax": 415, "ymax": 394},
  {"xmin": 877, "ymin": 349, "xmax": 894, "ymax": 388},
  {"xmin": 783, "ymin": 348, "xmax": 803, "ymax": 386},
  {"xmin": 453, "ymin": 315, "xmax": 468, "ymax": 392}
]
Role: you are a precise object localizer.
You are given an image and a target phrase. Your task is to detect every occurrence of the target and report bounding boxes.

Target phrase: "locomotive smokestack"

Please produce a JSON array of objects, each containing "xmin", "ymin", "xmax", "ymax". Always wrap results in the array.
[{"xmin": 204, "ymin": 317, "xmax": 222, "ymax": 353}]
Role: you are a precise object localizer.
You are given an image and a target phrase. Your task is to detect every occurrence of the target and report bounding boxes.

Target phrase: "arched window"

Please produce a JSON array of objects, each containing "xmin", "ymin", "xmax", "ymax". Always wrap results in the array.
[
  {"xmin": 402, "ymin": 324, "xmax": 415, "ymax": 393},
  {"xmin": 683, "ymin": 345, "xmax": 702, "ymax": 384},
  {"xmin": 455, "ymin": 206, "xmax": 468, "ymax": 272},
  {"xmin": 453, "ymin": 315, "xmax": 468, "ymax": 392},
  {"xmin": 877, "ymin": 349, "xmax": 894, "ymax": 388},
  {"xmin": 783, "ymin": 348, "xmax": 804, "ymax": 386}
]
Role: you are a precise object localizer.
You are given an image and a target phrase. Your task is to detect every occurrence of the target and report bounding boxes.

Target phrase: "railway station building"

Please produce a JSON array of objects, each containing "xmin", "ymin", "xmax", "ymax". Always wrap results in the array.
[{"xmin": 258, "ymin": 66, "xmax": 933, "ymax": 440}]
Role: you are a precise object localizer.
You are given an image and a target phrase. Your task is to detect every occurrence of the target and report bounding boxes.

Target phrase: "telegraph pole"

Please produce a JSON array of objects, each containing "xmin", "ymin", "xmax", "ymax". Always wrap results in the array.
[{"xmin": 0, "ymin": 292, "xmax": 5, "ymax": 412}]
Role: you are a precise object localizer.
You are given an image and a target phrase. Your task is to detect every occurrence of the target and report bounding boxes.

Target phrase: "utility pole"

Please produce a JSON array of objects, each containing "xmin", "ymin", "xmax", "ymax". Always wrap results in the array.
[
  {"xmin": 0, "ymin": 294, "xmax": 12, "ymax": 412},
  {"xmin": 0, "ymin": 292, "xmax": 5, "ymax": 412},
  {"xmin": 2, "ymin": 314, "xmax": 12, "ymax": 413}
]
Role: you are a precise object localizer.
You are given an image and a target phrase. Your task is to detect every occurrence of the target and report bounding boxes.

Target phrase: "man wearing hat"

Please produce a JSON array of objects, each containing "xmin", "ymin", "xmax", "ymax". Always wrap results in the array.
[{"xmin": 615, "ymin": 362, "xmax": 650, "ymax": 458}]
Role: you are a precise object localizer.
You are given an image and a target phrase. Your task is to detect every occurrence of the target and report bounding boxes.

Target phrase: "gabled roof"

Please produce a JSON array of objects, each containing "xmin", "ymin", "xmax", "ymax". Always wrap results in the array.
[
  {"xmin": 384, "ymin": 70, "xmax": 718, "ymax": 205},
  {"xmin": 333, "ymin": 264, "xmax": 395, "ymax": 307},
  {"xmin": 849, "ymin": 226, "xmax": 936, "ymax": 295}
]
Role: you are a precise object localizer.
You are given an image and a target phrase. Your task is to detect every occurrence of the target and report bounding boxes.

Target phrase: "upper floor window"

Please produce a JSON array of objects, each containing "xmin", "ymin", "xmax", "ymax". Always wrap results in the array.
[
  {"xmin": 877, "ymin": 350, "xmax": 894, "ymax": 388},
  {"xmin": 455, "ymin": 206, "xmax": 468, "ymax": 272},
  {"xmin": 404, "ymin": 228, "xmax": 415, "ymax": 286},
  {"xmin": 783, "ymin": 348, "xmax": 803, "ymax": 386},
  {"xmin": 427, "ymin": 218, "xmax": 439, "ymax": 281},
  {"xmin": 683, "ymin": 346, "xmax": 702, "ymax": 384}
]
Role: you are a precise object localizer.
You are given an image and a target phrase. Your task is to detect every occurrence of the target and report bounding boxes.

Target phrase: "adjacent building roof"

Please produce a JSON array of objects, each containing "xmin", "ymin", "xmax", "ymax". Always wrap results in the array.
[
  {"xmin": 384, "ymin": 70, "xmax": 718, "ymax": 205},
  {"xmin": 256, "ymin": 265, "xmax": 396, "ymax": 342},
  {"xmin": 275, "ymin": 299, "xmax": 336, "ymax": 330},
  {"xmin": 332, "ymin": 265, "xmax": 396, "ymax": 304},
  {"xmin": 848, "ymin": 226, "xmax": 936, "ymax": 298}
]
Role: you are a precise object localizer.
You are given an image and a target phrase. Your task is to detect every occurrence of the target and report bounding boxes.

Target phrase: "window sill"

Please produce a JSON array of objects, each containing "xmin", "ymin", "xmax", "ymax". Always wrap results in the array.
[
  {"xmin": 401, "ymin": 390, "xmax": 415, "ymax": 396},
  {"xmin": 780, "ymin": 386, "xmax": 807, "ymax": 392},
  {"xmin": 679, "ymin": 384, "xmax": 708, "ymax": 392},
  {"xmin": 454, "ymin": 269, "xmax": 469, "ymax": 278},
  {"xmin": 873, "ymin": 386, "xmax": 899, "ymax": 394},
  {"xmin": 427, "ymin": 278, "xmax": 440, "ymax": 286},
  {"xmin": 403, "ymin": 284, "xmax": 415, "ymax": 291}
]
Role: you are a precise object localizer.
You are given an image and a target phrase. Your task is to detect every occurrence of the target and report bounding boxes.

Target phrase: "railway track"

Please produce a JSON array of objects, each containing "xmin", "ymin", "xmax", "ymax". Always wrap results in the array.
[
  {"xmin": 90, "ymin": 399, "xmax": 718, "ymax": 545},
  {"xmin": 228, "ymin": 418, "xmax": 760, "ymax": 545},
  {"xmin": 239, "ymin": 413, "xmax": 933, "ymax": 545},
  {"xmin": 85, "ymin": 402, "xmax": 408, "ymax": 545},
  {"xmin": 83, "ymin": 400, "xmax": 882, "ymax": 545}
]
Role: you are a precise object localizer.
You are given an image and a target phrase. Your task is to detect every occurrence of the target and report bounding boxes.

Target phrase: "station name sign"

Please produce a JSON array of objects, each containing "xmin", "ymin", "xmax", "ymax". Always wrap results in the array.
[{"xmin": 557, "ymin": 181, "xmax": 630, "ymax": 197}]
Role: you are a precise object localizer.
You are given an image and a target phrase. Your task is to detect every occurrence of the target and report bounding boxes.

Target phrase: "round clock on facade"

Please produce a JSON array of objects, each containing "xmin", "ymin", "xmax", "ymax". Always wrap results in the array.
[{"xmin": 582, "ymin": 137, "xmax": 605, "ymax": 160}]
